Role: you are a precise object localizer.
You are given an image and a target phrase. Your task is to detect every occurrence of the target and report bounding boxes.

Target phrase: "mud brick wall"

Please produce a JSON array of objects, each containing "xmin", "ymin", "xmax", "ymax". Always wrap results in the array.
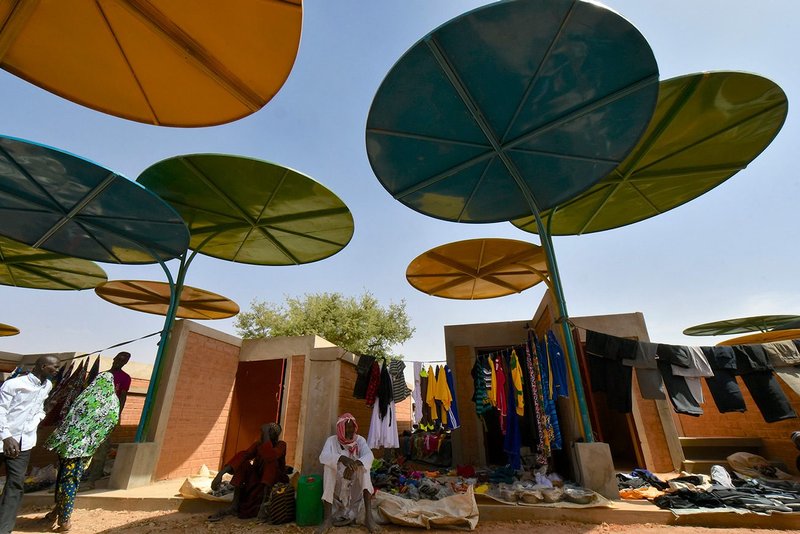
[
  {"xmin": 154, "ymin": 331, "xmax": 239, "ymax": 480},
  {"xmin": 676, "ymin": 375, "xmax": 800, "ymax": 473}
]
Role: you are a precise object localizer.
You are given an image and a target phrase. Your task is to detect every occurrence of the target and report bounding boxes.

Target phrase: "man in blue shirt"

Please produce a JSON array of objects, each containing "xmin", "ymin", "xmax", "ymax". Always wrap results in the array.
[{"xmin": 0, "ymin": 355, "xmax": 59, "ymax": 534}]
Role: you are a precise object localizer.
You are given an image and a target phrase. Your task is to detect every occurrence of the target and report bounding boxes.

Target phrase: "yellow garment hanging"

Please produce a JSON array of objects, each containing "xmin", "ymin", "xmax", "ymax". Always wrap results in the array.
[
  {"xmin": 425, "ymin": 365, "xmax": 436, "ymax": 412},
  {"xmin": 488, "ymin": 356, "xmax": 497, "ymax": 407},
  {"xmin": 510, "ymin": 349, "xmax": 524, "ymax": 416},
  {"xmin": 434, "ymin": 365, "xmax": 452, "ymax": 425}
]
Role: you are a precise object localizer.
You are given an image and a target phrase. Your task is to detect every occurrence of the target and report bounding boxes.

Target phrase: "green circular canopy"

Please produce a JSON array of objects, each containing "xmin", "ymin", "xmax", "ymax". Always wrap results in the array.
[
  {"xmin": 95, "ymin": 280, "xmax": 239, "ymax": 320},
  {"xmin": 513, "ymin": 72, "xmax": 788, "ymax": 235},
  {"xmin": 0, "ymin": 0, "xmax": 302, "ymax": 126},
  {"xmin": 0, "ymin": 235, "xmax": 107, "ymax": 290},
  {"xmin": 683, "ymin": 315, "xmax": 800, "ymax": 336},
  {"xmin": 366, "ymin": 0, "xmax": 658, "ymax": 222},
  {"xmin": 137, "ymin": 154, "xmax": 354, "ymax": 265},
  {"xmin": 406, "ymin": 238, "xmax": 548, "ymax": 300},
  {"xmin": 0, "ymin": 323, "xmax": 20, "ymax": 337},
  {"xmin": 0, "ymin": 136, "xmax": 189, "ymax": 264}
]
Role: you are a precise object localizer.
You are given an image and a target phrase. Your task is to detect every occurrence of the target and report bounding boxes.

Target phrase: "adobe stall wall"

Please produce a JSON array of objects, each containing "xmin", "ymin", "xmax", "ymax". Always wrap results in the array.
[
  {"xmin": 532, "ymin": 292, "xmax": 681, "ymax": 474},
  {"xmin": 445, "ymin": 292, "xmax": 680, "ymax": 480},
  {"xmin": 675, "ymin": 375, "xmax": 800, "ymax": 474},
  {"xmin": 568, "ymin": 313, "xmax": 681, "ymax": 473},
  {"xmin": 149, "ymin": 320, "xmax": 242, "ymax": 481}
]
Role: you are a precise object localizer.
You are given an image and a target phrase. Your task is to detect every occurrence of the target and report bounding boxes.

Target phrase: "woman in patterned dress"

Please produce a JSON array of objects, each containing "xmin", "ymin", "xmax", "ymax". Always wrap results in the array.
[{"xmin": 43, "ymin": 372, "xmax": 120, "ymax": 531}]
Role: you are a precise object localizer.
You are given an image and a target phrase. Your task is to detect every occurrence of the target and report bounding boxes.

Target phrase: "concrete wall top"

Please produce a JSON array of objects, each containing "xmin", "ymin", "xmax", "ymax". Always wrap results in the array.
[
  {"xmin": 239, "ymin": 334, "xmax": 337, "ymax": 362},
  {"xmin": 570, "ymin": 312, "xmax": 650, "ymax": 342},
  {"xmin": 444, "ymin": 320, "xmax": 531, "ymax": 349}
]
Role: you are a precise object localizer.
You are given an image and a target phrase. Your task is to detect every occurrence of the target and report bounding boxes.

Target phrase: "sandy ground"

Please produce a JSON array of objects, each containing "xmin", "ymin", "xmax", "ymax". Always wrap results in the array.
[{"xmin": 10, "ymin": 506, "xmax": 800, "ymax": 534}]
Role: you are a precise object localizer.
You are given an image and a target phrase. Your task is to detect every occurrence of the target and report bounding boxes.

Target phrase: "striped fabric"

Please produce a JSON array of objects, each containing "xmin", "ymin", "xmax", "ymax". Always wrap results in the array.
[{"xmin": 262, "ymin": 483, "xmax": 295, "ymax": 524}]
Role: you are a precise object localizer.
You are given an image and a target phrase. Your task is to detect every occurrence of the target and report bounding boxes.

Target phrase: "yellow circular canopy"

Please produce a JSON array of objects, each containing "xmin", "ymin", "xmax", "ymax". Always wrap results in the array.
[
  {"xmin": 0, "ymin": 323, "xmax": 19, "ymax": 337},
  {"xmin": 406, "ymin": 238, "xmax": 548, "ymax": 300},
  {"xmin": 717, "ymin": 329, "xmax": 800, "ymax": 346},
  {"xmin": 0, "ymin": 0, "xmax": 301, "ymax": 126},
  {"xmin": 95, "ymin": 280, "xmax": 239, "ymax": 320}
]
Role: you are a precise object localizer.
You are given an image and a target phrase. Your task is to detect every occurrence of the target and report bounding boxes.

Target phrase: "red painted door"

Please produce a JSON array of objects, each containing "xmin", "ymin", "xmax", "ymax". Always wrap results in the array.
[{"xmin": 222, "ymin": 359, "xmax": 285, "ymax": 463}]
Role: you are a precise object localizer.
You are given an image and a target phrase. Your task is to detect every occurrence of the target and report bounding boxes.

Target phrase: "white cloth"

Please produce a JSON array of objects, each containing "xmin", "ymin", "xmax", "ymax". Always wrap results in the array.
[
  {"xmin": 0, "ymin": 373, "xmax": 52, "ymax": 452},
  {"xmin": 671, "ymin": 347, "xmax": 713, "ymax": 377},
  {"xmin": 671, "ymin": 347, "xmax": 712, "ymax": 405},
  {"xmin": 367, "ymin": 400, "xmax": 400, "ymax": 449},
  {"xmin": 412, "ymin": 362, "xmax": 423, "ymax": 424},
  {"xmin": 319, "ymin": 434, "xmax": 374, "ymax": 521}
]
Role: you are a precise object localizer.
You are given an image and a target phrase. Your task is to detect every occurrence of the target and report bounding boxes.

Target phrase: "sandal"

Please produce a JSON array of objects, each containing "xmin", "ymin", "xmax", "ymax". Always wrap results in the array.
[{"xmin": 56, "ymin": 520, "xmax": 72, "ymax": 532}]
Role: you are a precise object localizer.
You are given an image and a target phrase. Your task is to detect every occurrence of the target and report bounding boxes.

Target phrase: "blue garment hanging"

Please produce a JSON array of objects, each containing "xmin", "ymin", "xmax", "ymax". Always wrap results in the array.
[{"xmin": 444, "ymin": 365, "xmax": 460, "ymax": 430}]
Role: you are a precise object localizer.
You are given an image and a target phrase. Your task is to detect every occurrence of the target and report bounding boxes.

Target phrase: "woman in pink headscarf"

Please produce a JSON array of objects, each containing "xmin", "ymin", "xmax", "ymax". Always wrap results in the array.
[{"xmin": 316, "ymin": 413, "xmax": 379, "ymax": 534}]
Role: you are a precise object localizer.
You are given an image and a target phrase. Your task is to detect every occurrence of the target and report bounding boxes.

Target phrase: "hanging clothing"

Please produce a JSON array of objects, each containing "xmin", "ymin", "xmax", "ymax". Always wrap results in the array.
[
  {"xmin": 546, "ymin": 331, "xmax": 569, "ymax": 398},
  {"xmin": 524, "ymin": 336, "xmax": 548, "ymax": 464},
  {"xmin": 470, "ymin": 357, "xmax": 492, "ymax": 417},
  {"xmin": 443, "ymin": 365, "xmax": 460, "ymax": 430},
  {"xmin": 389, "ymin": 360, "xmax": 411, "ymax": 404},
  {"xmin": 433, "ymin": 366, "xmax": 452, "ymax": 426},
  {"xmin": 353, "ymin": 355, "xmax": 377, "ymax": 399},
  {"xmin": 503, "ymin": 351, "xmax": 522, "ymax": 470},
  {"xmin": 535, "ymin": 334, "xmax": 562, "ymax": 450},
  {"xmin": 377, "ymin": 363, "xmax": 392, "ymax": 420},
  {"xmin": 701, "ymin": 346, "xmax": 746, "ymax": 413},
  {"xmin": 488, "ymin": 359, "xmax": 497, "ymax": 407},
  {"xmin": 586, "ymin": 332, "xmax": 634, "ymax": 413},
  {"xmin": 412, "ymin": 362, "xmax": 423, "ymax": 423},
  {"xmin": 509, "ymin": 349, "xmax": 525, "ymax": 416},
  {"xmin": 494, "ymin": 356, "xmax": 508, "ymax": 435},
  {"xmin": 635, "ymin": 341, "xmax": 666, "ymax": 400},
  {"xmin": 366, "ymin": 399, "xmax": 400, "ymax": 448},
  {"xmin": 364, "ymin": 361, "xmax": 381, "ymax": 408},
  {"xmin": 419, "ymin": 367, "xmax": 433, "ymax": 430},
  {"xmin": 671, "ymin": 347, "xmax": 713, "ymax": 405},
  {"xmin": 733, "ymin": 345, "xmax": 796, "ymax": 423},
  {"xmin": 656, "ymin": 360, "xmax": 702, "ymax": 416}
]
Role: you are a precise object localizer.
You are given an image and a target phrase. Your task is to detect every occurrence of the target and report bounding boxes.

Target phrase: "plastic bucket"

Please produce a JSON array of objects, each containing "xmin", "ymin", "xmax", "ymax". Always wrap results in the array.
[{"xmin": 295, "ymin": 474, "xmax": 323, "ymax": 526}]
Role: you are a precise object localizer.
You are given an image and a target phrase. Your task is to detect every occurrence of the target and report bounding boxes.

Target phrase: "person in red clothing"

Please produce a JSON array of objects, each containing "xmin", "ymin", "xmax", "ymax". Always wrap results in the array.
[
  {"xmin": 208, "ymin": 422, "xmax": 288, "ymax": 522},
  {"xmin": 80, "ymin": 351, "xmax": 131, "ymax": 491}
]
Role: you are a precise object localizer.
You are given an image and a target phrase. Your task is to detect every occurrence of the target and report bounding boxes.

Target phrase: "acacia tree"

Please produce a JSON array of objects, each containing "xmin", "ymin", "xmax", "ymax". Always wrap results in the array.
[{"xmin": 234, "ymin": 291, "xmax": 415, "ymax": 358}]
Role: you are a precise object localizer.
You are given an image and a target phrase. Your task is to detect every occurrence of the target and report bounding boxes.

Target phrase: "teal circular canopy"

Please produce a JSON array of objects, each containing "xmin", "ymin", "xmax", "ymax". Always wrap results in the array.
[
  {"xmin": 137, "ymin": 154, "xmax": 354, "ymax": 265},
  {"xmin": 366, "ymin": 0, "xmax": 659, "ymax": 222},
  {"xmin": 0, "ymin": 136, "xmax": 189, "ymax": 264}
]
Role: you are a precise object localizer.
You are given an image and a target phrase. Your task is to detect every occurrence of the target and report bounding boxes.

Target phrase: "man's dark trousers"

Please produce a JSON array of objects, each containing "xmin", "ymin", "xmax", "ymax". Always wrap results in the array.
[{"xmin": 0, "ymin": 450, "xmax": 31, "ymax": 534}]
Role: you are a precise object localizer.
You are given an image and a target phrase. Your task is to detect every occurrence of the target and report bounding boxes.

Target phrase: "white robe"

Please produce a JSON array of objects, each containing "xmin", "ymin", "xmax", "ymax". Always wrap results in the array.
[{"xmin": 319, "ymin": 434, "xmax": 374, "ymax": 521}]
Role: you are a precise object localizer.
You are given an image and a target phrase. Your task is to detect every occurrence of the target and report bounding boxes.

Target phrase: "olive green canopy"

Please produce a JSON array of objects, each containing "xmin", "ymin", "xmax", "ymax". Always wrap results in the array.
[
  {"xmin": 683, "ymin": 315, "xmax": 800, "ymax": 336},
  {"xmin": 138, "ymin": 154, "xmax": 354, "ymax": 265},
  {"xmin": 0, "ymin": 235, "xmax": 107, "ymax": 290},
  {"xmin": 513, "ymin": 72, "xmax": 788, "ymax": 235}
]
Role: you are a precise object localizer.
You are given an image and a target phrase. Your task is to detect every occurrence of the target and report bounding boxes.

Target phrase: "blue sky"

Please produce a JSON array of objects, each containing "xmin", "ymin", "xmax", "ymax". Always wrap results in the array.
[{"xmin": 1, "ymin": 0, "xmax": 798, "ymax": 365}]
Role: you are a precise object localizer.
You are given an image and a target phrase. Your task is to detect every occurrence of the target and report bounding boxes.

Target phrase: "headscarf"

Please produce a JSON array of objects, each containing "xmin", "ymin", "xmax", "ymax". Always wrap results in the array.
[
  {"xmin": 262, "ymin": 422, "xmax": 281, "ymax": 444},
  {"xmin": 336, "ymin": 413, "xmax": 358, "ymax": 455}
]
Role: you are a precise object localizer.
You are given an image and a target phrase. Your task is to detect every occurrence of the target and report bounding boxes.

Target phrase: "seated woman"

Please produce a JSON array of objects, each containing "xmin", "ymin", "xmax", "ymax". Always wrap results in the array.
[
  {"xmin": 208, "ymin": 422, "xmax": 288, "ymax": 521},
  {"xmin": 316, "ymin": 413, "xmax": 380, "ymax": 534}
]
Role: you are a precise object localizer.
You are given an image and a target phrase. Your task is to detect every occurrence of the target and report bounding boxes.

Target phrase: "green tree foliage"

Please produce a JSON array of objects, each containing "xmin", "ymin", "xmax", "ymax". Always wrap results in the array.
[{"xmin": 234, "ymin": 292, "xmax": 415, "ymax": 358}]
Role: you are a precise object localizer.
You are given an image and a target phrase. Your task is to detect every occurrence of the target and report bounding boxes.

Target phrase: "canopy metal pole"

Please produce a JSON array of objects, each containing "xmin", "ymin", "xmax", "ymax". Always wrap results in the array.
[
  {"xmin": 134, "ymin": 245, "xmax": 204, "ymax": 442},
  {"xmin": 529, "ymin": 209, "xmax": 594, "ymax": 443},
  {"xmin": 134, "ymin": 255, "xmax": 181, "ymax": 442}
]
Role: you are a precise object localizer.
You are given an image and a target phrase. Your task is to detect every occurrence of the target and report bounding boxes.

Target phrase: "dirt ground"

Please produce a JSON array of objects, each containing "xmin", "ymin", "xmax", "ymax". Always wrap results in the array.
[{"xmin": 10, "ymin": 506, "xmax": 800, "ymax": 534}]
